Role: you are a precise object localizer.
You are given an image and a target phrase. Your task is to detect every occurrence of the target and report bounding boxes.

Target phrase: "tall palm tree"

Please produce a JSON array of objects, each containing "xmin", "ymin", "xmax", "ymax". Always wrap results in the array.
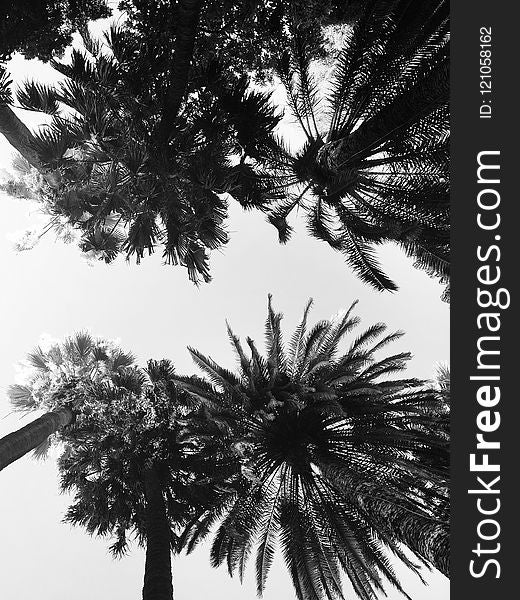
[
  {"xmin": 58, "ymin": 359, "xmax": 237, "ymax": 600},
  {"xmin": 0, "ymin": 24, "xmax": 280, "ymax": 282},
  {"xmin": 175, "ymin": 296, "xmax": 450, "ymax": 600},
  {"xmin": 0, "ymin": 332, "xmax": 135, "ymax": 472},
  {"xmin": 240, "ymin": 0, "xmax": 449, "ymax": 296}
]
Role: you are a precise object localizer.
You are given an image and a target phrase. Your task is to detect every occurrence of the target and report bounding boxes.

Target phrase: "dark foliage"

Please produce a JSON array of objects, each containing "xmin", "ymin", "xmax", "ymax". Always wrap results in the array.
[
  {"xmin": 121, "ymin": 0, "xmax": 364, "ymax": 82},
  {"xmin": 243, "ymin": 0, "xmax": 450, "ymax": 296},
  {"xmin": 175, "ymin": 297, "xmax": 450, "ymax": 599},
  {"xmin": 59, "ymin": 359, "xmax": 238, "ymax": 557},
  {"xmin": 0, "ymin": 0, "xmax": 111, "ymax": 61},
  {"xmin": 15, "ymin": 25, "xmax": 281, "ymax": 282}
]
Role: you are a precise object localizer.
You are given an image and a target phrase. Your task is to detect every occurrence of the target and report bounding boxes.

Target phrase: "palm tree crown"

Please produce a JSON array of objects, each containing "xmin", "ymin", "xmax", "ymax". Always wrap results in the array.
[
  {"xmin": 58, "ymin": 358, "xmax": 237, "ymax": 600},
  {"xmin": 7, "ymin": 25, "xmax": 280, "ymax": 282},
  {"xmin": 6, "ymin": 332, "xmax": 135, "ymax": 458},
  {"xmin": 176, "ymin": 296, "xmax": 450, "ymax": 600},
  {"xmin": 59, "ymin": 358, "xmax": 235, "ymax": 556},
  {"xmin": 245, "ymin": 0, "xmax": 449, "ymax": 296}
]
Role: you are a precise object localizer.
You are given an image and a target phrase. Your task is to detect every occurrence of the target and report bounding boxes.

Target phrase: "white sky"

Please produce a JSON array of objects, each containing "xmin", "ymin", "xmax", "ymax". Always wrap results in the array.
[{"xmin": 0, "ymin": 26, "xmax": 449, "ymax": 600}]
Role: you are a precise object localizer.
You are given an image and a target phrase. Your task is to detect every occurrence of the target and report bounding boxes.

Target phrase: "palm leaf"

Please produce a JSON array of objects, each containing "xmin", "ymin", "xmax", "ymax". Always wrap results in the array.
[
  {"xmin": 16, "ymin": 81, "xmax": 60, "ymax": 115},
  {"xmin": 7, "ymin": 384, "xmax": 36, "ymax": 412}
]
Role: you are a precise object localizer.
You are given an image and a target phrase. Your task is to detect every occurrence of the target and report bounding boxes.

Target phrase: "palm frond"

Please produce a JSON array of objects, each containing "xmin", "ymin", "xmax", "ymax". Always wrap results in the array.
[
  {"xmin": 288, "ymin": 298, "xmax": 314, "ymax": 376},
  {"xmin": 7, "ymin": 384, "xmax": 36, "ymax": 412},
  {"xmin": 188, "ymin": 348, "xmax": 241, "ymax": 389},
  {"xmin": 0, "ymin": 67, "xmax": 13, "ymax": 104},
  {"xmin": 32, "ymin": 435, "xmax": 53, "ymax": 460},
  {"xmin": 16, "ymin": 81, "xmax": 60, "ymax": 115},
  {"xmin": 264, "ymin": 295, "xmax": 287, "ymax": 377}
]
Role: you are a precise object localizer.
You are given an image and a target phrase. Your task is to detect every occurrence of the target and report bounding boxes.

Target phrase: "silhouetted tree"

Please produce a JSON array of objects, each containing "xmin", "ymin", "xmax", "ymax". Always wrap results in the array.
[
  {"xmin": 58, "ymin": 359, "xmax": 236, "ymax": 600},
  {"xmin": 0, "ymin": 26, "xmax": 280, "ymax": 282},
  {"xmin": 0, "ymin": 0, "xmax": 111, "ymax": 61},
  {"xmin": 244, "ymin": 0, "xmax": 450, "ymax": 296},
  {"xmin": 121, "ymin": 0, "xmax": 365, "ymax": 82},
  {"xmin": 176, "ymin": 296, "xmax": 450, "ymax": 599}
]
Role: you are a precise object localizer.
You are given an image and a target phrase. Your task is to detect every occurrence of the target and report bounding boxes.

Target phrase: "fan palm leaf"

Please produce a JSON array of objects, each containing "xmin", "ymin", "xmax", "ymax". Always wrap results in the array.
[{"xmin": 5, "ymin": 24, "xmax": 281, "ymax": 284}]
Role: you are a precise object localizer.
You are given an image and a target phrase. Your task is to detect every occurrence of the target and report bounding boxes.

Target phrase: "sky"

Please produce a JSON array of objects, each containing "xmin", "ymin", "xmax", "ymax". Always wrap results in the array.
[{"xmin": 0, "ymin": 22, "xmax": 449, "ymax": 600}]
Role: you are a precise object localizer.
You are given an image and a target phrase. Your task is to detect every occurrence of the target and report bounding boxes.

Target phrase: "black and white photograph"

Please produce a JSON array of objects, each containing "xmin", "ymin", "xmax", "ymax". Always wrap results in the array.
[{"xmin": 0, "ymin": 1, "xmax": 457, "ymax": 599}]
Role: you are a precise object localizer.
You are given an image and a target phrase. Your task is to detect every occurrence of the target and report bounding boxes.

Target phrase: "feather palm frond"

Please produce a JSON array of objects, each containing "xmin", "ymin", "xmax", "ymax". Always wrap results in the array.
[{"xmin": 183, "ymin": 296, "xmax": 450, "ymax": 597}]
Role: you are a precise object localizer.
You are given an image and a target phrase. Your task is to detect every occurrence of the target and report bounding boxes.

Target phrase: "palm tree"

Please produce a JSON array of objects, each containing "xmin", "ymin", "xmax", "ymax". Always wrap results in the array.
[
  {"xmin": 0, "ymin": 332, "xmax": 135, "ymax": 472},
  {"xmin": 0, "ymin": 68, "xmax": 48, "ymax": 172},
  {"xmin": 175, "ymin": 296, "xmax": 450, "ymax": 600},
  {"xmin": 241, "ymin": 0, "xmax": 449, "ymax": 296},
  {"xmin": 58, "ymin": 359, "xmax": 237, "ymax": 600},
  {"xmin": 0, "ymin": 24, "xmax": 280, "ymax": 282}
]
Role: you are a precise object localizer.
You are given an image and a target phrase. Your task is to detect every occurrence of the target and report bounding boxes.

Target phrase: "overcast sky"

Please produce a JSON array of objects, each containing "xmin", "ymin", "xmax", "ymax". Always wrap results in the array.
[{"xmin": 0, "ymin": 27, "xmax": 449, "ymax": 600}]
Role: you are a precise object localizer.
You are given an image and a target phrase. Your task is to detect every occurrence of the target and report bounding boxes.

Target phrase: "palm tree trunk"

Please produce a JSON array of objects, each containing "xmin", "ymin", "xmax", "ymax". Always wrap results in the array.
[
  {"xmin": 0, "ymin": 105, "xmax": 43, "ymax": 170},
  {"xmin": 0, "ymin": 408, "xmax": 73, "ymax": 472},
  {"xmin": 156, "ymin": 0, "xmax": 203, "ymax": 142},
  {"xmin": 142, "ymin": 464, "xmax": 174, "ymax": 600},
  {"xmin": 318, "ymin": 61, "xmax": 448, "ymax": 173}
]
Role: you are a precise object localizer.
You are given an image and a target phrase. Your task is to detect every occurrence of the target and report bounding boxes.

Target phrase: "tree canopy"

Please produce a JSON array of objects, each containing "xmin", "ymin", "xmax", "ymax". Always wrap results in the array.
[
  {"xmin": 174, "ymin": 296, "xmax": 450, "ymax": 599},
  {"xmin": 1, "ymin": 296, "xmax": 450, "ymax": 598},
  {"xmin": 2, "ymin": 334, "xmax": 238, "ymax": 600},
  {"xmin": 1, "ymin": 25, "xmax": 280, "ymax": 282},
  {"xmin": 59, "ymin": 358, "xmax": 236, "ymax": 558},
  {"xmin": 5, "ymin": 332, "xmax": 135, "ymax": 457},
  {"xmin": 1, "ymin": 0, "xmax": 450, "ymax": 295},
  {"xmin": 0, "ymin": 1, "xmax": 111, "ymax": 61},
  {"xmin": 254, "ymin": 0, "xmax": 450, "ymax": 295},
  {"xmin": 120, "ymin": 0, "xmax": 364, "ymax": 82}
]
